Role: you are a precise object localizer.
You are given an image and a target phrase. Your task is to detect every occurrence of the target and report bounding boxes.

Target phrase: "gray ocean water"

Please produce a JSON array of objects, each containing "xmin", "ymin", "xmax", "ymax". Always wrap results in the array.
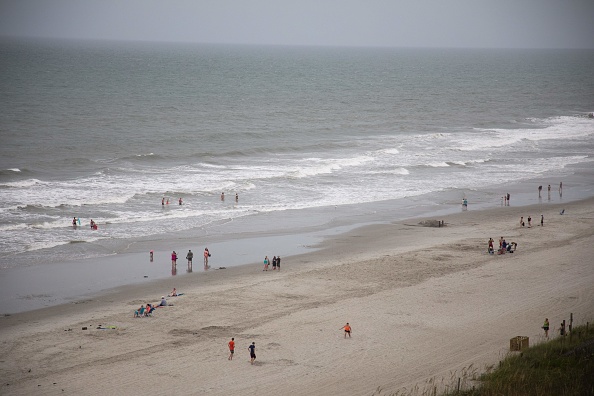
[{"xmin": 1, "ymin": 39, "xmax": 594, "ymax": 273}]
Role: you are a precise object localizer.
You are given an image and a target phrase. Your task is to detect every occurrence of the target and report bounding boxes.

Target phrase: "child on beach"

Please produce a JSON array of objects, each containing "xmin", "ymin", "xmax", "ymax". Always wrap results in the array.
[
  {"xmin": 228, "ymin": 338, "xmax": 235, "ymax": 360},
  {"xmin": 248, "ymin": 342, "xmax": 256, "ymax": 364},
  {"xmin": 263, "ymin": 256, "xmax": 269, "ymax": 271},
  {"xmin": 341, "ymin": 323, "xmax": 352, "ymax": 338}
]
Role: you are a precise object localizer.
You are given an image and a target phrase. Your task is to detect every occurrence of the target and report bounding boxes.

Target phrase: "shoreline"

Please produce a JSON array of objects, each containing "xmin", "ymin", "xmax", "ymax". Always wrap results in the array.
[
  {"xmin": 1, "ymin": 195, "xmax": 593, "ymax": 395},
  {"xmin": 0, "ymin": 182, "xmax": 588, "ymax": 315}
]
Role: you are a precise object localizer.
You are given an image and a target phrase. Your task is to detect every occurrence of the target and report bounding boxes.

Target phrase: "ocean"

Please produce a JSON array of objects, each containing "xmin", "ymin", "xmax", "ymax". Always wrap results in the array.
[{"xmin": 1, "ymin": 39, "xmax": 594, "ymax": 276}]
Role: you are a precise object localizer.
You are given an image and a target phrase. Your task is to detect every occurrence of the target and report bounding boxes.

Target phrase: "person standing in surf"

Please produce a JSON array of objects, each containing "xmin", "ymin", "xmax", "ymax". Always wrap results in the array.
[
  {"xmin": 186, "ymin": 249, "xmax": 193, "ymax": 269},
  {"xmin": 204, "ymin": 247, "xmax": 210, "ymax": 268}
]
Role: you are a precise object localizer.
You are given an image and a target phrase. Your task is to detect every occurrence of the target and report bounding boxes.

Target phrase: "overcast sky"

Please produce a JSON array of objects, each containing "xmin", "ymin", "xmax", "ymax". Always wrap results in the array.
[{"xmin": 1, "ymin": 0, "xmax": 593, "ymax": 49}]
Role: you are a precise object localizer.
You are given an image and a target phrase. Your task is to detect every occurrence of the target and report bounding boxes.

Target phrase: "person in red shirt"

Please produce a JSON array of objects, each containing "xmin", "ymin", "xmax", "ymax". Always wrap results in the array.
[
  {"xmin": 228, "ymin": 338, "xmax": 235, "ymax": 360},
  {"xmin": 341, "ymin": 323, "xmax": 352, "ymax": 338}
]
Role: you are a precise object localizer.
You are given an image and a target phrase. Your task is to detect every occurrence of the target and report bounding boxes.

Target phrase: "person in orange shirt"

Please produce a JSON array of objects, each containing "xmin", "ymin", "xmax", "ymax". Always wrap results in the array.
[
  {"xmin": 341, "ymin": 322, "xmax": 352, "ymax": 338},
  {"xmin": 228, "ymin": 337, "xmax": 235, "ymax": 360}
]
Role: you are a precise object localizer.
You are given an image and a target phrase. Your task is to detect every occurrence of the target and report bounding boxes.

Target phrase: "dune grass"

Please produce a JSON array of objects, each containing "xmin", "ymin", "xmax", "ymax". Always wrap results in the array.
[
  {"xmin": 448, "ymin": 323, "xmax": 594, "ymax": 396},
  {"xmin": 372, "ymin": 323, "xmax": 594, "ymax": 396}
]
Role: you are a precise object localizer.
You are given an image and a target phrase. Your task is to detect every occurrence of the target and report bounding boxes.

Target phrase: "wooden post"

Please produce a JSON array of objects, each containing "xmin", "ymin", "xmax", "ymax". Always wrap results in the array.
[
  {"xmin": 569, "ymin": 313, "xmax": 573, "ymax": 333},
  {"xmin": 457, "ymin": 377, "xmax": 461, "ymax": 392}
]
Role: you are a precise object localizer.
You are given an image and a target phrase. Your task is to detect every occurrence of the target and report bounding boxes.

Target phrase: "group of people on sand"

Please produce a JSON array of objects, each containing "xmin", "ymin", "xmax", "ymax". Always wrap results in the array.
[
  {"xmin": 227, "ymin": 322, "xmax": 352, "ymax": 364},
  {"xmin": 226, "ymin": 338, "xmax": 257, "ymax": 364},
  {"xmin": 262, "ymin": 255, "xmax": 281, "ymax": 271},
  {"xmin": 488, "ymin": 237, "xmax": 517, "ymax": 255},
  {"xmin": 71, "ymin": 217, "xmax": 98, "ymax": 230},
  {"xmin": 519, "ymin": 214, "xmax": 544, "ymax": 228},
  {"xmin": 542, "ymin": 317, "xmax": 567, "ymax": 339},
  {"xmin": 134, "ymin": 288, "xmax": 181, "ymax": 317}
]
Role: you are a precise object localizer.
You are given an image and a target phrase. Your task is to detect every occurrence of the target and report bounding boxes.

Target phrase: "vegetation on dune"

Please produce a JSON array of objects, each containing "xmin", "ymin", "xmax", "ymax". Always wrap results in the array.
[{"xmin": 373, "ymin": 322, "xmax": 594, "ymax": 396}]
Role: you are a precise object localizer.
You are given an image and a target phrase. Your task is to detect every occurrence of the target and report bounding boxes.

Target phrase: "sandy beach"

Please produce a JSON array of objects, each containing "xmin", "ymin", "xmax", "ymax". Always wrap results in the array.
[{"xmin": 1, "ymin": 197, "xmax": 593, "ymax": 396}]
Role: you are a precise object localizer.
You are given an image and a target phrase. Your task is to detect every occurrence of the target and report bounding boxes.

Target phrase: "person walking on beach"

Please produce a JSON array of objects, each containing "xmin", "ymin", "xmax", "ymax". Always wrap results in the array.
[
  {"xmin": 248, "ymin": 342, "xmax": 256, "ymax": 364},
  {"xmin": 527, "ymin": 216, "xmax": 532, "ymax": 227},
  {"xmin": 488, "ymin": 238, "xmax": 494, "ymax": 254},
  {"xmin": 540, "ymin": 214, "xmax": 544, "ymax": 226},
  {"xmin": 263, "ymin": 256, "xmax": 269, "ymax": 271},
  {"xmin": 171, "ymin": 251, "xmax": 177, "ymax": 266},
  {"xmin": 507, "ymin": 193, "xmax": 510, "ymax": 205},
  {"xmin": 72, "ymin": 217, "xmax": 77, "ymax": 228},
  {"xmin": 341, "ymin": 323, "xmax": 352, "ymax": 338},
  {"xmin": 204, "ymin": 247, "xmax": 210, "ymax": 268},
  {"xmin": 272, "ymin": 256, "xmax": 277, "ymax": 270},
  {"xmin": 228, "ymin": 338, "xmax": 235, "ymax": 360},
  {"xmin": 276, "ymin": 255, "xmax": 281, "ymax": 271},
  {"xmin": 186, "ymin": 250, "xmax": 193, "ymax": 267},
  {"xmin": 538, "ymin": 185, "xmax": 542, "ymax": 198},
  {"xmin": 542, "ymin": 318, "xmax": 550, "ymax": 338},
  {"xmin": 520, "ymin": 216, "xmax": 524, "ymax": 227}
]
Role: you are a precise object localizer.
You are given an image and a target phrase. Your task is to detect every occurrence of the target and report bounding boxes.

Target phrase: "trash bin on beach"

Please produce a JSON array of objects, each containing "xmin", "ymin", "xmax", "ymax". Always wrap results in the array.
[{"xmin": 510, "ymin": 336, "xmax": 529, "ymax": 351}]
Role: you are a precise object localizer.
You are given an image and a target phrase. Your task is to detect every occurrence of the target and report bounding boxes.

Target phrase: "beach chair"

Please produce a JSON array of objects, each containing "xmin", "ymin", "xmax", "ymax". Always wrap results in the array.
[{"xmin": 134, "ymin": 307, "xmax": 145, "ymax": 317}]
